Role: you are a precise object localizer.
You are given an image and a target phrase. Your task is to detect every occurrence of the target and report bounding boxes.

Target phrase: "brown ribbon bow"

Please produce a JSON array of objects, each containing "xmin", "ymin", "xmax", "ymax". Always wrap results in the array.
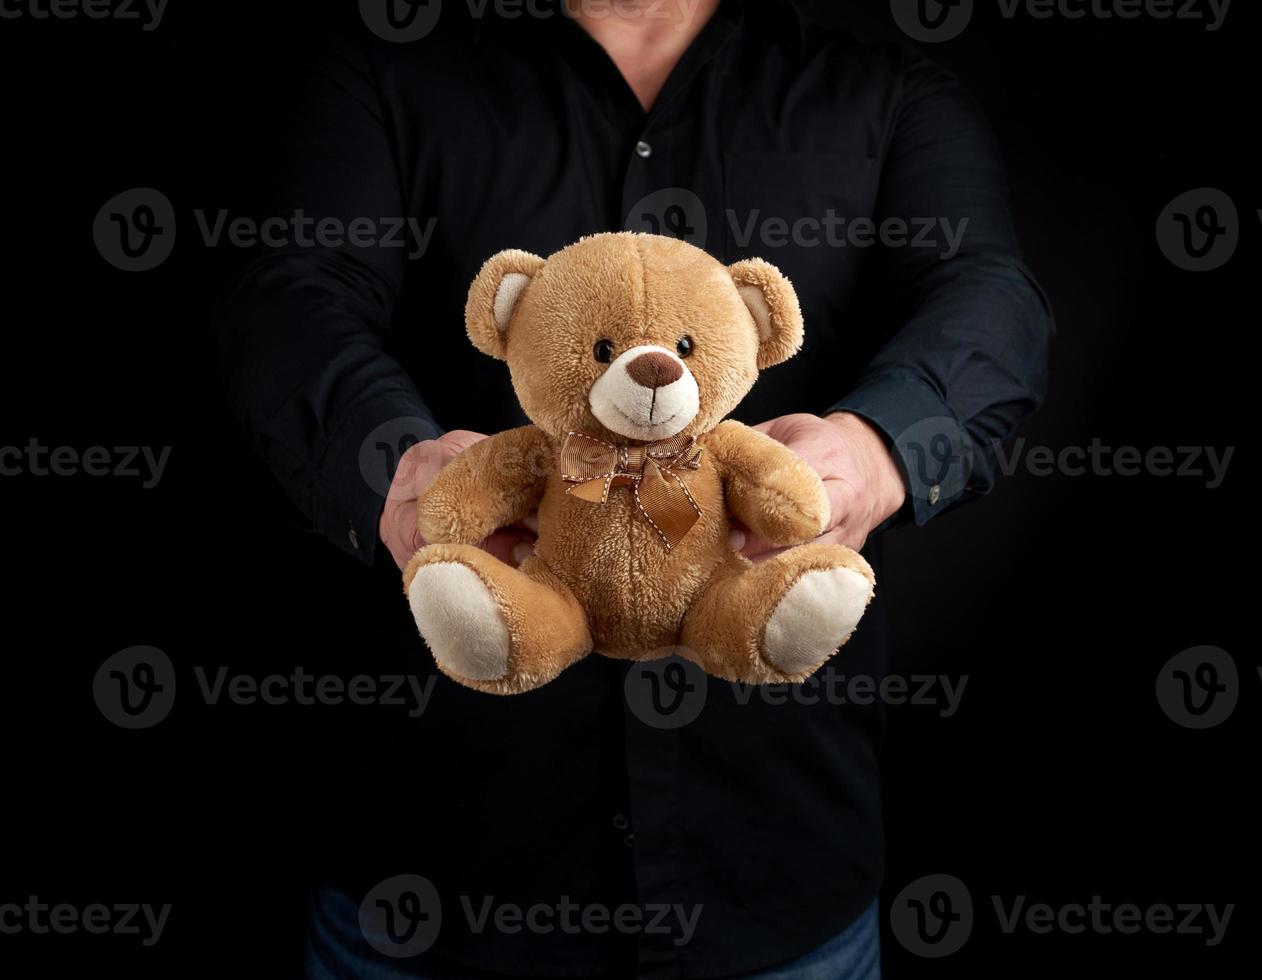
[{"xmin": 560, "ymin": 430, "xmax": 704, "ymax": 551}]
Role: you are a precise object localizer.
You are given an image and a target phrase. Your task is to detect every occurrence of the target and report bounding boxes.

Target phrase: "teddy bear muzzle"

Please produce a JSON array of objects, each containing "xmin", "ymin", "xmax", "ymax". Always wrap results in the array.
[{"xmin": 588, "ymin": 344, "xmax": 700, "ymax": 441}]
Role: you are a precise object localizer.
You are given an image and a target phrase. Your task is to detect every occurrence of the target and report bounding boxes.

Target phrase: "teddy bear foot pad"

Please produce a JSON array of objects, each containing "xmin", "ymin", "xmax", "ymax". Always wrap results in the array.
[
  {"xmin": 762, "ymin": 566, "xmax": 873, "ymax": 674},
  {"xmin": 678, "ymin": 543, "xmax": 876, "ymax": 685},
  {"xmin": 404, "ymin": 543, "xmax": 592, "ymax": 695}
]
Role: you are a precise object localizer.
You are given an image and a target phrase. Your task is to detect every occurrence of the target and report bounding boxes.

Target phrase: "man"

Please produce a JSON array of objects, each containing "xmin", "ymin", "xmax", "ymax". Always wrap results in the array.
[{"xmin": 213, "ymin": 0, "xmax": 1052, "ymax": 976}]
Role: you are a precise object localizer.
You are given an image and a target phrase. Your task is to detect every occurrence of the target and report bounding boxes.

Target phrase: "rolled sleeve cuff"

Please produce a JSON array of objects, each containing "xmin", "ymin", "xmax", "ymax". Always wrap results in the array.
[
  {"xmin": 314, "ymin": 392, "xmax": 442, "ymax": 564},
  {"xmin": 826, "ymin": 372, "xmax": 972, "ymax": 528}
]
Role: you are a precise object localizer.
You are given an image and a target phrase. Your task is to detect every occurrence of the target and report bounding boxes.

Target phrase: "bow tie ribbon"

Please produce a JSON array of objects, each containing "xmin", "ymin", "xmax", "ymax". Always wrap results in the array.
[{"xmin": 559, "ymin": 431, "xmax": 704, "ymax": 551}]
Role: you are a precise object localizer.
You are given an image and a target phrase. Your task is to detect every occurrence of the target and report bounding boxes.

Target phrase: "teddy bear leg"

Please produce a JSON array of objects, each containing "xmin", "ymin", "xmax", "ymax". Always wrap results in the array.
[
  {"xmin": 679, "ymin": 543, "xmax": 875, "ymax": 685},
  {"xmin": 403, "ymin": 543, "xmax": 592, "ymax": 695}
]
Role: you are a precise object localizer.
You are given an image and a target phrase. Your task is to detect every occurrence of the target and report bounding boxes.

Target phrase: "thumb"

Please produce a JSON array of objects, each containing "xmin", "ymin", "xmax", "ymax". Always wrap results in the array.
[{"xmin": 821, "ymin": 477, "xmax": 855, "ymax": 534}]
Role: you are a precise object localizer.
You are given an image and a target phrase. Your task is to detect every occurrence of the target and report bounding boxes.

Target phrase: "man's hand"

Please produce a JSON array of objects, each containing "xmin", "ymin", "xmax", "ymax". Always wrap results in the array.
[
  {"xmin": 731, "ymin": 412, "xmax": 906, "ymax": 561},
  {"xmin": 379, "ymin": 430, "xmax": 538, "ymax": 570}
]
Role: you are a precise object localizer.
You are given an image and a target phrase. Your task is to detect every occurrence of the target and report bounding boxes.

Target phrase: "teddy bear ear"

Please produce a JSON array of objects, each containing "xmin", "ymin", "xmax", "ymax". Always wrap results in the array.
[
  {"xmin": 728, "ymin": 258, "xmax": 805, "ymax": 370},
  {"xmin": 465, "ymin": 249, "xmax": 547, "ymax": 360}
]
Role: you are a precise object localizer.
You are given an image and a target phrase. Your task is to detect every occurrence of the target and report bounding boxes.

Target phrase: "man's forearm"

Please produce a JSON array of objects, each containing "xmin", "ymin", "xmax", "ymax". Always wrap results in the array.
[
  {"xmin": 826, "ymin": 51, "xmax": 1054, "ymax": 525},
  {"xmin": 213, "ymin": 251, "xmax": 441, "ymax": 563},
  {"xmin": 826, "ymin": 252, "xmax": 1052, "ymax": 526}
]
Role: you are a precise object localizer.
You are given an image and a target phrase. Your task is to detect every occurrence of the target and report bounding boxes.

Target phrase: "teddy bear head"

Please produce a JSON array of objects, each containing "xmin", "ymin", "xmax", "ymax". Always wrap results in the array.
[{"xmin": 465, "ymin": 232, "xmax": 804, "ymax": 444}]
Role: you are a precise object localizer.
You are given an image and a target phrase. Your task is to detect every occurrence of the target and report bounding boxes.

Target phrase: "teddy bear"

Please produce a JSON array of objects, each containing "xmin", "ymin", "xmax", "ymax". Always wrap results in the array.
[{"xmin": 403, "ymin": 232, "xmax": 875, "ymax": 694}]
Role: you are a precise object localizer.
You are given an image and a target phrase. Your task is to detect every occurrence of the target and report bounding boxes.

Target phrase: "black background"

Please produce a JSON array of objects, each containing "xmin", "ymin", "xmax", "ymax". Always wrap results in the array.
[{"xmin": 0, "ymin": 0, "xmax": 1255, "ymax": 975}]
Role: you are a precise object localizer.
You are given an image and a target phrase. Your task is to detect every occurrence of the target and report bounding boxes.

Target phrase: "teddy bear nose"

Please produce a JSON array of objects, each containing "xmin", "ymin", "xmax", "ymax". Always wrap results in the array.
[{"xmin": 626, "ymin": 351, "xmax": 683, "ymax": 389}]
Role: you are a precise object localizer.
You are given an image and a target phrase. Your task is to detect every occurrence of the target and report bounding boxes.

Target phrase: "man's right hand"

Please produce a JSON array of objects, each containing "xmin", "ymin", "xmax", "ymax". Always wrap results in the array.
[{"xmin": 378, "ymin": 430, "xmax": 538, "ymax": 571}]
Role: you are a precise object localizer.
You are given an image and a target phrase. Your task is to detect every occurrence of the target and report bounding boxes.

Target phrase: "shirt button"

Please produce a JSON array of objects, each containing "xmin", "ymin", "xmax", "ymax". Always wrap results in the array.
[
  {"xmin": 928, "ymin": 485, "xmax": 941, "ymax": 505},
  {"xmin": 348, "ymin": 526, "xmax": 360, "ymax": 550},
  {"xmin": 634, "ymin": 140, "xmax": 652, "ymax": 159},
  {"xmin": 622, "ymin": 833, "xmax": 635, "ymax": 848},
  {"xmin": 612, "ymin": 813, "xmax": 629, "ymax": 830}
]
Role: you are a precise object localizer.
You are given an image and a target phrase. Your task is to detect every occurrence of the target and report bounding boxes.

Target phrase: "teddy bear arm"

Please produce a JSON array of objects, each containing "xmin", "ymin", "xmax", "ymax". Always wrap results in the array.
[
  {"xmin": 707, "ymin": 420, "xmax": 830, "ymax": 546},
  {"xmin": 416, "ymin": 426, "xmax": 549, "ymax": 545}
]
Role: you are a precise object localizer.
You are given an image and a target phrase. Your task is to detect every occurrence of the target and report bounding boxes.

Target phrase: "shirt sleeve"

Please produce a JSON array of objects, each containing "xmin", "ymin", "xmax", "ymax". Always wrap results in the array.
[
  {"xmin": 210, "ymin": 32, "xmax": 440, "ymax": 564},
  {"xmin": 827, "ymin": 48, "xmax": 1054, "ymax": 527}
]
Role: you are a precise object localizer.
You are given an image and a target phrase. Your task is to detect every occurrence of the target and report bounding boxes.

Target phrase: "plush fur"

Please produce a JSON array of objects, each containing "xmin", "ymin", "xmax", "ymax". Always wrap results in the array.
[{"xmin": 403, "ymin": 233, "xmax": 874, "ymax": 694}]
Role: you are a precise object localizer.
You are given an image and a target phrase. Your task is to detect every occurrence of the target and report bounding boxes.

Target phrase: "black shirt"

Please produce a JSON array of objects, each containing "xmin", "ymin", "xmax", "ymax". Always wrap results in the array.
[{"xmin": 212, "ymin": 2, "xmax": 1051, "ymax": 976}]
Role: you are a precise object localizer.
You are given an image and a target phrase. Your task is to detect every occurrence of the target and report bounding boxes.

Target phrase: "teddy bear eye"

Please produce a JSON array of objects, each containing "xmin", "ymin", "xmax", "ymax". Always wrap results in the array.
[
  {"xmin": 676, "ymin": 335, "xmax": 694, "ymax": 358},
  {"xmin": 593, "ymin": 339, "xmax": 615, "ymax": 363}
]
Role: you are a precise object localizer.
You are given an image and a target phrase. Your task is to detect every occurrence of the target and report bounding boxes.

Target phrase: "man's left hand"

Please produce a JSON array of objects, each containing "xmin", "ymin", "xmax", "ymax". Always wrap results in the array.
[{"xmin": 731, "ymin": 412, "xmax": 907, "ymax": 561}]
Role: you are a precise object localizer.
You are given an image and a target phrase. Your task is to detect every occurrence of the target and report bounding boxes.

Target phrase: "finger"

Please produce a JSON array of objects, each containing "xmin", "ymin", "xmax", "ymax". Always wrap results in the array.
[
  {"xmin": 480, "ymin": 530, "xmax": 515, "ymax": 565},
  {"xmin": 752, "ymin": 413, "xmax": 813, "ymax": 443},
  {"xmin": 500, "ymin": 517, "xmax": 539, "ymax": 545},
  {"xmin": 503, "ymin": 524, "xmax": 538, "ymax": 566},
  {"xmin": 735, "ymin": 529, "xmax": 784, "ymax": 561},
  {"xmin": 814, "ymin": 522, "xmax": 868, "ymax": 554},
  {"xmin": 745, "ymin": 543, "xmax": 788, "ymax": 565},
  {"xmin": 816, "ymin": 477, "xmax": 872, "ymax": 551},
  {"xmin": 511, "ymin": 539, "xmax": 536, "ymax": 566},
  {"xmin": 389, "ymin": 519, "xmax": 425, "ymax": 571},
  {"xmin": 837, "ymin": 523, "xmax": 868, "ymax": 553},
  {"xmin": 388, "ymin": 537, "xmax": 413, "ymax": 572},
  {"xmin": 519, "ymin": 510, "xmax": 540, "ymax": 534},
  {"xmin": 727, "ymin": 523, "xmax": 774, "ymax": 556},
  {"xmin": 481, "ymin": 529, "xmax": 533, "ymax": 567},
  {"xmin": 442, "ymin": 429, "xmax": 488, "ymax": 458},
  {"xmin": 387, "ymin": 442, "xmax": 436, "ymax": 500},
  {"xmin": 820, "ymin": 477, "xmax": 856, "ymax": 534},
  {"xmin": 742, "ymin": 520, "xmax": 867, "ymax": 565},
  {"xmin": 727, "ymin": 518, "xmax": 787, "ymax": 563}
]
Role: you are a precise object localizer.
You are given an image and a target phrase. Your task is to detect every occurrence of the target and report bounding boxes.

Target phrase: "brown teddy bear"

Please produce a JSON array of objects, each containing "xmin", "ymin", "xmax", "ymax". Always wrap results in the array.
[{"xmin": 403, "ymin": 232, "xmax": 874, "ymax": 694}]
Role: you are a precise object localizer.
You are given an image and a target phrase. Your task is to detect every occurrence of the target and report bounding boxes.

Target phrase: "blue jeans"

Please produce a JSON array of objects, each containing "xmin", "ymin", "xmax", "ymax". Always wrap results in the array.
[{"xmin": 305, "ymin": 886, "xmax": 879, "ymax": 979}]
